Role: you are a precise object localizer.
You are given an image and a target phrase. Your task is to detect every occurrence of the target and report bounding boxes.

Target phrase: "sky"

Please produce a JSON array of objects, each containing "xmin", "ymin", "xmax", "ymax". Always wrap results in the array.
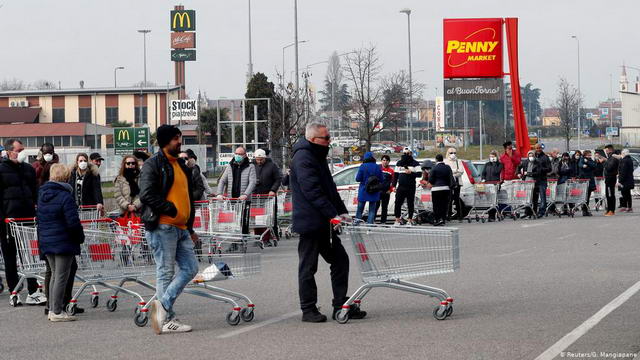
[{"xmin": 1, "ymin": 0, "xmax": 639, "ymax": 108}]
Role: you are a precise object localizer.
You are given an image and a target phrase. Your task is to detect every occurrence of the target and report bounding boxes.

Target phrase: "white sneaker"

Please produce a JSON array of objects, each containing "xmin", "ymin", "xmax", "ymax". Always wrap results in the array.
[
  {"xmin": 393, "ymin": 221, "xmax": 402, "ymax": 226},
  {"xmin": 25, "ymin": 291, "xmax": 47, "ymax": 306},
  {"xmin": 150, "ymin": 300, "xmax": 167, "ymax": 335},
  {"xmin": 161, "ymin": 318, "xmax": 192, "ymax": 333},
  {"xmin": 49, "ymin": 312, "xmax": 76, "ymax": 322},
  {"xmin": 9, "ymin": 294, "xmax": 23, "ymax": 307},
  {"xmin": 406, "ymin": 222, "xmax": 414, "ymax": 227}
]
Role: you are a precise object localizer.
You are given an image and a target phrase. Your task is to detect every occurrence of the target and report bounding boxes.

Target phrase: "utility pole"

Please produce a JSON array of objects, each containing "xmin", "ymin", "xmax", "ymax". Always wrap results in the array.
[{"xmin": 247, "ymin": 0, "xmax": 254, "ymax": 83}]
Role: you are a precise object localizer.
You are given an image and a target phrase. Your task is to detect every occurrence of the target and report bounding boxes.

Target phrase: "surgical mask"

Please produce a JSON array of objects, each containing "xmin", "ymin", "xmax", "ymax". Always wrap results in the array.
[
  {"xmin": 43, "ymin": 154, "xmax": 54, "ymax": 162},
  {"xmin": 448, "ymin": 153, "xmax": 456, "ymax": 160},
  {"xmin": 528, "ymin": 156, "xmax": 535, "ymax": 162},
  {"xmin": 0, "ymin": 150, "xmax": 7, "ymax": 160},
  {"xmin": 234, "ymin": 155, "xmax": 244, "ymax": 163},
  {"xmin": 16, "ymin": 151, "xmax": 27, "ymax": 163},
  {"xmin": 489, "ymin": 157, "xmax": 497, "ymax": 162},
  {"xmin": 78, "ymin": 161, "xmax": 88, "ymax": 170}
]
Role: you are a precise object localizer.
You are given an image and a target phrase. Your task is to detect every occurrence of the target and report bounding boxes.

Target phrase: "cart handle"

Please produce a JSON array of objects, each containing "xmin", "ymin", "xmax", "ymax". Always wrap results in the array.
[
  {"xmin": 4, "ymin": 217, "xmax": 36, "ymax": 223},
  {"xmin": 80, "ymin": 218, "xmax": 116, "ymax": 224},
  {"xmin": 251, "ymin": 194, "xmax": 276, "ymax": 198},
  {"xmin": 79, "ymin": 205, "xmax": 99, "ymax": 209}
]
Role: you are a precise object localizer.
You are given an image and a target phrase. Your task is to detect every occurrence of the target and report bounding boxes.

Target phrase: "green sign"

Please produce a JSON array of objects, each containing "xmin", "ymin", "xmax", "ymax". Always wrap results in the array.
[
  {"xmin": 171, "ymin": 49, "xmax": 196, "ymax": 62},
  {"xmin": 170, "ymin": 10, "xmax": 196, "ymax": 31},
  {"xmin": 113, "ymin": 127, "xmax": 149, "ymax": 155}
]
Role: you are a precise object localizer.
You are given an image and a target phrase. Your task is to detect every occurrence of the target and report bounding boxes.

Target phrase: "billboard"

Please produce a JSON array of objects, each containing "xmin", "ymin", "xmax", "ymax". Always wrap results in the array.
[
  {"xmin": 113, "ymin": 128, "xmax": 149, "ymax": 155},
  {"xmin": 171, "ymin": 49, "xmax": 196, "ymax": 61},
  {"xmin": 170, "ymin": 10, "xmax": 196, "ymax": 31},
  {"xmin": 170, "ymin": 99, "xmax": 198, "ymax": 122},
  {"xmin": 171, "ymin": 32, "xmax": 196, "ymax": 49},
  {"xmin": 443, "ymin": 18, "xmax": 503, "ymax": 78},
  {"xmin": 436, "ymin": 133, "xmax": 464, "ymax": 147},
  {"xmin": 444, "ymin": 79, "xmax": 503, "ymax": 101},
  {"xmin": 606, "ymin": 127, "xmax": 619, "ymax": 136},
  {"xmin": 435, "ymin": 96, "xmax": 445, "ymax": 131}
]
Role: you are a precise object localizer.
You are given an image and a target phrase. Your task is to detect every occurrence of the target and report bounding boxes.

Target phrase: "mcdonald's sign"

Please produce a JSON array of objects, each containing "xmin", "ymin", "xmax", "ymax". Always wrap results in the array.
[{"xmin": 170, "ymin": 10, "xmax": 196, "ymax": 31}]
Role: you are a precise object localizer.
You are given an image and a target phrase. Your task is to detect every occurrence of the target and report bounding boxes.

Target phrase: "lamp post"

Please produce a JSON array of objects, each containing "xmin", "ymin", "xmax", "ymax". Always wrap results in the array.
[
  {"xmin": 114, "ymin": 66, "xmax": 124, "ymax": 88},
  {"xmin": 571, "ymin": 35, "xmax": 581, "ymax": 149},
  {"xmin": 400, "ymin": 8, "xmax": 414, "ymax": 151},
  {"xmin": 138, "ymin": 29, "xmax": 151, "ymax": 127},
  {"xmin": 281, "ymin": 40, "xmax": 308, "ymax": 166},
  {"xmin": 247, "ymin": 0, "xmax": 254, "ymax": 83},
  {"xmin": 293, "ymin": 0, "xmax": 300, "ymax": 122}
]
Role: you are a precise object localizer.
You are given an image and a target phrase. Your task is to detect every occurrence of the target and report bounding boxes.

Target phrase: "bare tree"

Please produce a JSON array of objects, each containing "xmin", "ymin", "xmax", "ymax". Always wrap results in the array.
[
  {"xmin": 555, "ymin": 77, "xmax": 581, "ymax": 151},
  {"xmin": 0, "ymin": 78, "xmax": 26, "ymax": 91}
]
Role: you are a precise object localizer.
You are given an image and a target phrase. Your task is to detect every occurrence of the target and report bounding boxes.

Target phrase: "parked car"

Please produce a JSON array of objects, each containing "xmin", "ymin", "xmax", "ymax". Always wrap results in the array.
[{"xmin": 370, "ymin": 144, "xmax": 394, "ymax": 154}]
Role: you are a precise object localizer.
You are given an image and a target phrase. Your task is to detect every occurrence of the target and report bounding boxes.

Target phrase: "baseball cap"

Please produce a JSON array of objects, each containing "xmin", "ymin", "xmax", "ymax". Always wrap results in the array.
[
  {"xmin": 403, "ymin": 147, "xmax": 411, "ymax": 153},
  {"xmin": 89, "ymin": 152, "xmax": 104, "ymax": 161},
  {"xmin": 254, "ymin": 149, "xmax": 267, "ymax": 158}
]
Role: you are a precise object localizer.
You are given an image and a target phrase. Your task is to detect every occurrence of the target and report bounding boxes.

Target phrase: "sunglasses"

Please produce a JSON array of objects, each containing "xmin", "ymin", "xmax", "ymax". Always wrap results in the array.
[
  {"xmin": 314, "ymin": 136, "xmax": 331, "ymax": 141},
  {"xmin": 449, "ymin": 152, "xmax": 457, "ymax": 154},
  {"xmin": 125, "ymin": 162, "xmax": 137, "ymax": 166}
]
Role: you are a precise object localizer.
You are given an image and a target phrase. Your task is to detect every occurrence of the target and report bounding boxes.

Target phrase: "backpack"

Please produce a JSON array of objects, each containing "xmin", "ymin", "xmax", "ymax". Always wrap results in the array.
[{"xmin": 365, "ymin": 175, "xmax": 381, "ymax": 194}]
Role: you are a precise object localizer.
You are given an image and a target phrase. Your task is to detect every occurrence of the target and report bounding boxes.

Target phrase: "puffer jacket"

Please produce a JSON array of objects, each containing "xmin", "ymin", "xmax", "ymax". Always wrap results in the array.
[
  {"xmin": 0, "ymin": 159, "xmax": 37, "ymax": 220},
  {"xmin": 619, "ymin": 155, "xmax": 635, "ymax": 190},
  {"xmin": 36, "ymin": 181, "xmax": 84, "ymax": 256},
  {"xmin": 355, "ymin": 153, "xmax": 384, "ymax": 202},
  {"xmin": 217, "ymin": 158, "xmax": 256, "ymax": 197},
  {"xmin": 482, "ymin": 161, "xmax": 503, "ymax": 182},
  {"xmin": 578, "ymin": 157, "xmax": 597, "ymax": 191},
  {"xmin": 68, "ymin": 162, "xmax": 103, "ymax": 206},
  {"xmin": 253, "ymin": 158, "xmax": 282, "ymax": 195},
  {"xmin": 114, "ymin": 175, "xmax": 142, "ymax": 215}
]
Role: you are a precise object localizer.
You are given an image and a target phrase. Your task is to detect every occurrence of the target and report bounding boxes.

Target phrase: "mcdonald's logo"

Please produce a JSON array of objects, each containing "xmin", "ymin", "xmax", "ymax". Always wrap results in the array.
[
  {"xmin": 170, "ymin": 10, "xmax": 196, "ymax": 31},
  {"xmin": 117, "ymin": 129, "xmax": 130, "ymax": 141}
]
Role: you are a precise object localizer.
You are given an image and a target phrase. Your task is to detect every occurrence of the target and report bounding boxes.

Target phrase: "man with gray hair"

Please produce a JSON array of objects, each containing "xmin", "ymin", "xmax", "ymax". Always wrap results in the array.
[{"xmin": 289, "ymin": 121, "xmax": 366, "ymax": 323}]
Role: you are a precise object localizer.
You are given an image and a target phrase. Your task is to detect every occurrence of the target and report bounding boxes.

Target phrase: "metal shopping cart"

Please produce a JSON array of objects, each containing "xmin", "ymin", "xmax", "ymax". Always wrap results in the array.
[
  {"xmin": 498, "ymin": 180, "xmax": 536, "ymax": 220},
  {"xmin": 208, "ymin": 198, "xmax": 246, "ymax": 234},
  {"xmin": 0, "ymin": 245, "xmax": 5, "ymax": 293},
  {"xmin": 4, "ymin": 218, "xmax": 45, "ymax": 305},
  {"xmin": 592, "ymin": 177, "xmax": 606, "ymax": 212},
  {"xmin": 564, "ymin": 179, "xmax": 589, "ymax": 217},
  {"xmin": 465, "ymin": 182, "xmax": 499, "ymax": 223},
  {"xmin": 79, "ymin": 205, "xmax": 102, "ymax": 221},
  {"xmin": 545, "ymin": 180, "xmax": 568, "ymax": 217},
  {"xmin": 416, "ymin": 187, "xmax": 433, "ymax": 212},
  {"xmin": 334, "ymin": 224, "xmax": 459, "ymax": 324},
  {"xmin": 248, "ymin": 194, "xmax": 277, "ymax": 246},
  {"xmin": 277, "ymin": 190, "xmax": 294, "ymax": 239},
  {"xmin": 338, "ymin": 187, "xmax": 359, "ymax": 216}
]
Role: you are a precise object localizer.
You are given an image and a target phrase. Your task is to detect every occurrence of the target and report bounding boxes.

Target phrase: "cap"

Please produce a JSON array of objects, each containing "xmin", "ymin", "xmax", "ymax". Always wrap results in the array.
[
  {"xmin": 403, "ymin": 147, "xmax": 411, "ymax": 153},
  {"xmin": 89, "ymin": 152, "xmax": 104, "ymax": 161},
  {"xmin": 254, "ymin": 149, "xmax": 267, "ymax": 158}
]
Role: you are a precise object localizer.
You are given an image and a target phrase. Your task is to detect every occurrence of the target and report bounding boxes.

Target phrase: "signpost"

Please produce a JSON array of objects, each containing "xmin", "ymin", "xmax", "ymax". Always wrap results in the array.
[
  {"xmin": 113, "ymin": 127, "xmax": 149, "ymax": 155},
  {"xmin": 170, "ymin": 99, "xmax": 198, "ymax": 123},
  {"xmin": 606, "ymin": 127, "xmax": 619, "ymax": 137}
]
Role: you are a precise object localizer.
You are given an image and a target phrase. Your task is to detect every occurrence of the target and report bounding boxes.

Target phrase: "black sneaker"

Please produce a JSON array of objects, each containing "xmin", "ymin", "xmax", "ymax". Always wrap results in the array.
[
  {"xmin": 74, "ymin": 306, "xmax": 85, "ymax": 314},
  {"xmin": 302, "ymin": 309, "xmax": 327, "ymax": 323},
  {"xmin": 332, "ymin": 305, "xmax": 367, "ymax": 320}
]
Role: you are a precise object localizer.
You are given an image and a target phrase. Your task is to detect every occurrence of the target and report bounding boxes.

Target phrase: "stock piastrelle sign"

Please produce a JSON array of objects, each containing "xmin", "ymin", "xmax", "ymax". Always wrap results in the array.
[{"xmin": 443, "ymin": 18, "xmax": 503, "ymax": 78}]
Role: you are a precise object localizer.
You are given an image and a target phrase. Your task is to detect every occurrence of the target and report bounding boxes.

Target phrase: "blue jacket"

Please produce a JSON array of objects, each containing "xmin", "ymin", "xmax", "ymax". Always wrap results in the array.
[
  {"xmin": 290, "ymin": 138, "xmax": 348, "ymax": 234},
  {"xmin": 37, "ymin": 182, "xmax": 84, "ymax": 256},
  {"xmin": 356, "ymin": 154, "xmax": 384, "ymax": 202}
]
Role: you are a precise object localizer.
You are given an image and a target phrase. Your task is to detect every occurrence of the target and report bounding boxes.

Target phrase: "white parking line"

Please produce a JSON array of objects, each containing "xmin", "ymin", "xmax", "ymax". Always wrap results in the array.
[
  {"xmin": 521, "ymin": 221, "xmax": 550, "ymax": 228},
  {"xmin": 216, "ymin": 310, "xmax": 301, "ymax": 339},
  {"xmin": 534, "ymin": 280, "xmax": 640, "ymax": 360},
  {"xmin": 496, "ymin": 249, "xmax": 529, "ymax": 257},
  {"xmin": 557, "ymin": 234, "xmax": 576, "ymax": 240}
]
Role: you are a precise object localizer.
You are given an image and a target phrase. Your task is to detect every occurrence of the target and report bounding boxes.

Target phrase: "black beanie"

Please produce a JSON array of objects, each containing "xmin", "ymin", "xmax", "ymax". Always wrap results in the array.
[{"xmin": 156, "ymin": 125, "xmax": 181, "ymax": 148}]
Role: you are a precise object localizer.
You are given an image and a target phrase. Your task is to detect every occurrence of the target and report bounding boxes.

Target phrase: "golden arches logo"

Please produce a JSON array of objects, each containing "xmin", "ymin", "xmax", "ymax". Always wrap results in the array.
[
  {"xmin": 172, "ymin": 12, "xmax": 191, "ymax": 29},
  {"xmin": 117, "ymin": 130, "xmax": 130, "ymax": 141},
  {"xmin": 447, "ymin": 27, "xmax": 498, "ymax": 68}
]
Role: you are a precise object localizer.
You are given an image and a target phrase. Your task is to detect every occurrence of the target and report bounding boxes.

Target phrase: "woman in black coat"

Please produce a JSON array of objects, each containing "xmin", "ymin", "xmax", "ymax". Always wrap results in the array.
[
  {"xmin": 68, "ymin": 153, "xmax": 104, "ymax": 214},
  {"xmin": 428, "ymin": 154, "xmax": 454, "ymax": 226},
  {"xmin": 557, "ymin": 153, "xmax": 574, "ymax": 185},
  {"xmin": 618, "ymin": 149, "xmax": 635, "ymax": 212}
]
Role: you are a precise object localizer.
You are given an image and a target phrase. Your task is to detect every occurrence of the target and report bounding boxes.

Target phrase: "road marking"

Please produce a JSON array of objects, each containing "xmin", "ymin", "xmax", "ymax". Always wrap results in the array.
[
  {"xmin": 216, "ymin": 310, "xmax": 301, "ymax": 339},
  {"xmin": 521, "ymin": 221, "xmax": 550, "ymax": 228},
  {"xmin": 557, "ymin": 234, "xmax": 576, "ymax": 240},
  {"xmin": 534, "ymin": 280, "xmax": 640, "ymax": 360},
  {"xmin": 496, "ymin": 249, "xmax": 529, "ymax": 257}
]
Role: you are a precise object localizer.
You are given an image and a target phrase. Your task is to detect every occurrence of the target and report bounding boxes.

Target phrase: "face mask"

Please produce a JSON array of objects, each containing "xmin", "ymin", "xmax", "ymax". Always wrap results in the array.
[
  {"xmin": 187, "ymin": 159, "xmax": 196, "ymax": 168},
  {"xmin": 449, "ymin": 153, "xmax": 456, "ymax": 160},
  {"xmin": 234, "ymin": 155, "xmax": 244, "ymax": 163},
  {"xmin": 528, "ymin": 156, "xmax": 535, "ymax": 162},
  {"xmin": 43, "ymin": 154, "xmax": 54, "ymax": 162},
  {"xmin": 489, "ymin": 157, "xmax": 497, "ymax": 162},
  {"xmin": 16, "ymin": 151, "xmax": 27, "ymax": 163},
  {"xmin": 78, "ymin": 161, "xmax": 88, "ymax": 170},
  {"xmin": 0, "ymin": 150, "xmax": 7, "ymax": 160}
]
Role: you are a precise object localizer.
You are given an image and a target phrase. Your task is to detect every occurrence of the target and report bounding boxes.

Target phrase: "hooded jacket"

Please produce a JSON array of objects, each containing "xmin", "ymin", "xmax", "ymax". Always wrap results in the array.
[
  {"xmin": 68, "ymin": 162, "xmax": 103, "ymax": 206},
  {"xmin": 253, "ymin": 158, "xmax": 282, "ymax": 194},
  {"xmin": 290, "ymin": 138, "xmax": 347, "ymax": 234},
  {"xmin": 36, "ymin": 181, "xmax": 84, "ymax": 256},
  {"xmin": 355, "ymin": 152, "xmax": 384, "ymax": 202},
  {"xmin": 393, "ymin": 154, "xmax": 420, "ymax": 191},
  {"xmin": 619, "ymin": 155, "xmax": 635, "ymax": 189}
]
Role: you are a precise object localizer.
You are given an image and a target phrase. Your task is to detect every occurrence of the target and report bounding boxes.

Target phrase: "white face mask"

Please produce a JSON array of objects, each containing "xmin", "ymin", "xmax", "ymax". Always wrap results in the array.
[
  {"xmin": 78, "ymin": 161, "xmax": 88, "ymax": 170},
  {"xmin": 449, "ymin": 153, "xmax": 457, "ymax": 160},
  {"xmin": 43, "ymin": 154, "xmax": 54, "ymax": 162},
  {"xmin": 16, "ymin": 151, "xmax": 27, "ymax": 163},
  {"xmin": 1, "ymin": 150, "xmax": 7, "ymax": 159},
  {"xmin": 528, "ymin": 156, "xmax": 535, "ymax": 162},
  {"xmin": 489, "ymin": 157, "xmax": 497, "ymax": 162}
]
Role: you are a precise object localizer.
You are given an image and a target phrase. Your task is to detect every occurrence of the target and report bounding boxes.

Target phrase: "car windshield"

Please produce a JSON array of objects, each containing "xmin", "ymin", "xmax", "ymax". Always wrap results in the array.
[
  {"xmin": 464, "ymin": 160, "xmax": 481, "ymax": 179},
  {"xmin": 333, "ymin": 167, "xmax": 358, "ymax": 186}
]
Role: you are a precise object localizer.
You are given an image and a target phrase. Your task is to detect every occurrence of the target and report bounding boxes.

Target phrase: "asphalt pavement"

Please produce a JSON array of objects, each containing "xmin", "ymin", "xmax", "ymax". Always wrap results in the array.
[{"xmin": 1, "ymin": 210, "xmax": 639, "ymax": 360}]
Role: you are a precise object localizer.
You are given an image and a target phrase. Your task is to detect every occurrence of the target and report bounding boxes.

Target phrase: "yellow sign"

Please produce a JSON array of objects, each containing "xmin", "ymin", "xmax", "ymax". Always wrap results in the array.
[
  {"xmin": 117, "ymin": 129, "xmax": 130, "ymax": 141},
  {"xmin": 170, "ymin": 10, "xmax": 195, "ymax": 31}
]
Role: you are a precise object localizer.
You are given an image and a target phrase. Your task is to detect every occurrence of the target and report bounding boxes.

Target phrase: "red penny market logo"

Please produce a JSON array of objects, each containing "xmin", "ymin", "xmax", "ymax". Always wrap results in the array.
[{"xmin": 446, "ymin": 28, "xmax": 499, "ymax": 68}]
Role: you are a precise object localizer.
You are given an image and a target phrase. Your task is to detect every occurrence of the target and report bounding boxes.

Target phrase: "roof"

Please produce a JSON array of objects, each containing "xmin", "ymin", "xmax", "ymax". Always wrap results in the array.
[
  {"xmin": 0, "ymin": 86, "xmax": 181, "ymax": 97},
  {"xmin": 0, "ymin": 123, "xmax": 113, "ymax": 137},
  {"xmin": 543, "ymin": 108, "xmax": 560, "ymax": 117},
  {"xmin": 0, "ymin": 107, "xmax": 40, "ymax": 124}
]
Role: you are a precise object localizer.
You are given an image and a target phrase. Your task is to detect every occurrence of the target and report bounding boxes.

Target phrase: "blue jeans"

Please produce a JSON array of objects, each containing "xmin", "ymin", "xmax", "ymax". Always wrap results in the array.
[
  {"xmin": 536, "ymin": 182, "xmax": 547, "ymax": 215},
  {"xmin": 147, "ymin": 224, "xmax": 199, "ymax": 320},
  {"xmin": 355, "ymin": 200, "xmax": 378, "ymax": 224}
]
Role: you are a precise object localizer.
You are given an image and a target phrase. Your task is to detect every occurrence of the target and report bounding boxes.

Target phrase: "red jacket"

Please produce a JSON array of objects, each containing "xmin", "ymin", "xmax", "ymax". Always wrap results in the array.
[{"xmin": 500, "ymin": 150, "xmax": 521, "ymax": 180}]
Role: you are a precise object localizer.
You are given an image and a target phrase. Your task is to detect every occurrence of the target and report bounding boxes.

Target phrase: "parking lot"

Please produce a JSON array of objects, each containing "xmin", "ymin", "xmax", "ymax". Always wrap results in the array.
[{"xmin": 1, "ymin": 212, "xmax": 639, "ymax": 360}]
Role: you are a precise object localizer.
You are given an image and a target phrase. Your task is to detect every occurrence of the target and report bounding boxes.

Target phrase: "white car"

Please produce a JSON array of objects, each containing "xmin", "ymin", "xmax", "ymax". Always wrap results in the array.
[
  {"xmin": 332, "ymin": 159, "xmax": 480, "ymax": 221},
  {"xmin": 370, "ymin": 144, "xmax": 394, "ymax": 154}
]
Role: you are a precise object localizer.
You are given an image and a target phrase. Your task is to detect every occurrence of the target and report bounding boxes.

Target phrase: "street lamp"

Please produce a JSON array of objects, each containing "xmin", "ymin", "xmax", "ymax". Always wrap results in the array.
[
  {"xmin": 137, "ymin": 29, "xmax": 151, "ymax": 127},
  {"xmin": 281, "ymin": 40, "xmax": 308, "ymax": 165},
  {"xmin": 400, "ymin": 8, "xmax": 414, "ymax": 151},
  {"xmin": 247, "ymin": 0, "xmax": 254, "ymax": 83},
  {"xmin": 114, "ymin": 66, "xmax": 124, "ymax": 88},
  {"xmin": 571, "ymin": 35, "xmax": 581, "ymax": 150}
]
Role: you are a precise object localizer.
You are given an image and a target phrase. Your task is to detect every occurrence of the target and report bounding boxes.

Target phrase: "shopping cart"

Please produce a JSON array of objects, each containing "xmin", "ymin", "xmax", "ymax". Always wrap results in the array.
[
  {"xmin": 564, "ymin": 179, "xmax": 589, "ymax": 217},
  {"xmin": 334, "ymin": 224, "xmax": 459, "ymax": 324},
  {"xmin": 546, "ymin": 180, "xmax": 568, "ymax": 217},
  {"xmin": 208, "ymin": 198, "xmax": 246, "ymax": 234},
  {"xmin": 416, "ymin": 187, "xmax": 433, "ymax": 212},
  {"xmin": 498, "ymin": 180, "xmax": 536, "ymax": 219},
  {"xmin": 465, "ymin": 182, "xmax": 499, "ymax": 223},
  {"xmin": 0, "ymin": 246, "xmax": 4, "ymax": 293},
  {"xmin": 79, "ymin": 205, "xmax": 102, "ymax": 221},
  {"xmin": 248, "ymin": 194, "xmax": 277, "ymax": 246},
  {"xmin": 4, "ymin": 218, "xmax": 45, "ymax": 305},
  {"xmin": 338, "ymin": 187, "xmax": 359, "ymax": 215},
  {"xmin": 277, "ymin": 190, "xmax": 294, "ymax": 239},
  {"xmin": 592, "ymin": 177, "xmax": 606, "ymax": 212}
]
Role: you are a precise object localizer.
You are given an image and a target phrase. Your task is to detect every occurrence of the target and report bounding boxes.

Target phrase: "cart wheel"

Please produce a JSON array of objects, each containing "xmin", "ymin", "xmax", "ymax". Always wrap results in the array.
[
  {"xmin": 91, "ymin": 295, "xmax": 99, "ymax": 308},
  {"xmin": 475, "ymin": 215, "xmax": 479, "ymax": 222},
  {"xmin": 0, "ymin": 282, "xmax": 4, "ymax": 294},
  {"xmin": 335, "ymin": 309, "xmax": 350, "ymax": 324},
  {"xmin": 445, "ymin": 305, "xmax": 454, "ymax": 317},
  {"xmin": 433, "ymin": 306, "xmax": 448, "ymax": 320},
  {"xmin": 240, "ymin": 308, "xmax": 255, "ymax": 322},
  {"xmin": 66, "ymin": 303, "xmax": 77, "ymax": 315},
  {"xmin": 481, "ymin": 218, "xmax": 486, "ymax": 223},
  {"xmin": 271, "ymin": 239, "xmax": 278, "ymax": 247},
  {"xmin": 134, "ymin": 312, "xmax": 148, "ymax": 327},
  {"xmin": 9, "ymin": 295, "xmax": 18, "ymax": 307},
  {"xmin": 106, "ymin": 299, "xmax": 118, "ymax": 312},
  {"xmin": 257, "ymin": 242, "xmax": 264, "ymax": 250},
  {"xmin": 467, "ymin": 218, "xmax": 471, "ymax": 223},
  {"xmin": 226, "ymin": 311, "xmax": 241, "ymax": 326}
]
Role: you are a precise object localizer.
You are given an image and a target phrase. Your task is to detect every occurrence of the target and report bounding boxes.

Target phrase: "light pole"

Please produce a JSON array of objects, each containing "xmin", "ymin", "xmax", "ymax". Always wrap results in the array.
[
  {"xmin": 571, "ymin": 35, "xmax": 581, "ymax": 149},
  {"xmin": 400, "ymin": 8, "xmax": 414, "ymax": 151},
  {"xmin": 281, "ymin": 40, "xmax": 307, "ymax": 166},
  {"xmin": 114, "ymin": 66, "xmax": 124, "ymax": 88},
  {"xmin": 293, "ymin": 0, "xmax": 300, "ymax": 120},
  {"xmin": 247, "ymin": 0, "xmax": 254, "ymax": 83},
  {"xmin": 138, "ymin": 29, "xmax": 151, "ymax": 127}
]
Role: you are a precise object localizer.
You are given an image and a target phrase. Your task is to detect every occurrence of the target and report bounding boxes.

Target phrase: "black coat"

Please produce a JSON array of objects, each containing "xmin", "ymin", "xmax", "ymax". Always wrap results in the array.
[
  {"xmin": 619, "ymin": 156, "xmax": 635, "ymax": 189},
  {"xmin": 517, "ymin": 156, "xmax": 548, "ymax": 183},
  {"xmin": 253, "ymin": 158, "xmax": 282, "ymax": 194},
  {"xmin": 68, "ymin": 163, "xmax": 103, "ymax": 206},
  {"xmin": 428, "ymin": 163, "xmax": 454, "ymax": 188},
  {"xmin": 603, "ymin": 154, "xmax": 620, "ymax": 182},
  {"xmin": 191, "ymin": 164, "xmax": 205, "ymax": 200},
  {"xmin": 534, "ymin": 151, "xmax": 551, "ymax": 182},
  {"xmin": 139, "ymin": 150, "xmax": 196, "ymax": 233},
  {"xmin": 578, "ymin": 158, "xmax": 597, "ymax": 191},
  {"xmin": 557, "ymin": 160, "xmax": 574, "ymax": 184},
  {"xmin": 290, "ymin": 138, "xmax": 347, "ymax": 234},
  {"xmin": 0, "ymin": 159, "xmax": 37, "ymax": 220},
  {"xmin": 393, "ymin": 155, "xmax": 420, "ymax": 191},
  {"xmin": 482, "ymin": 161, "xmax": 503, "ymax": 182}
]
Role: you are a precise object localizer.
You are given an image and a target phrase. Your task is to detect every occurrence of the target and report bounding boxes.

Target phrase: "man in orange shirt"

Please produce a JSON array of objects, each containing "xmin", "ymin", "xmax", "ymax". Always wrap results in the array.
[{"xmin": 139, "ymin": 125, "xmax": 199, "ymax": 334}]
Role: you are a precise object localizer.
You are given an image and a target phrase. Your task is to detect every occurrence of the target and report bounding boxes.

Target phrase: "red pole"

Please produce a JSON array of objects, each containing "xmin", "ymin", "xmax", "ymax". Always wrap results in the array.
[{"xmin": 505, "ymin": 18, "xmax": 530, "ymax": 156}]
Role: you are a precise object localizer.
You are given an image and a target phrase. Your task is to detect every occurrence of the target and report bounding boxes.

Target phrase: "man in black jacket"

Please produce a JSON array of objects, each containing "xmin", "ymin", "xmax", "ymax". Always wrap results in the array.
[
  {"xmin": 140, "ymin": 125, "xmax": 199, "ymax": 334},
  {"xmin": 393, "ymin": 149, "xmax": 421, "ymax": 225},
  {"xmin": 290, "ymin": 122, "xmax": 365, "ymax": 323},
  {"xmin": 0, "ymin": 139, "xmax": 46, "ymax": 306},
  {"xmin": 253, "ymin": 148, "xmax": 282, "ymax": 241},
  {"xmin": 618, "ymin": 149, "xmax": 634, "ymax": 212},
  {"xmin": 603, "ymin": 144, "xmax": 620, "ymax": 216},
  {"xmin": 517, "ymin": 145, "xmax": 551, "ymax": 217}
]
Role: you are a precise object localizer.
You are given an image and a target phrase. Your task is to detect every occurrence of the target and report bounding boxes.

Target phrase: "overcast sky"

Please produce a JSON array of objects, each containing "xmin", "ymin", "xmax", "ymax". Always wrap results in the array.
[{"xmin": 1, "ymin": 0, "xmax": 639, "ymax": 108}]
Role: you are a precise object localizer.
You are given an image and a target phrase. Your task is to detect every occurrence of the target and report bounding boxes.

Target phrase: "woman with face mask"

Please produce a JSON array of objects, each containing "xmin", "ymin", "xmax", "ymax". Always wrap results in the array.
[
  {"xmin": 571, "ymin": 150, "xmax": 582, "ymax": 179},
  {"xmin": 481, "ymin": 150, "xmax": 503, "ymax": 183},
  {"xmin": 444, "ymin": 147, "xmax": 465, "ymax": 221},
  {"xmin": 32, "ymin": 143, "xmax": 59, "ymax": 188},
  {"xmin": 557, "ymin": 153, "xmax": 574, "ymax": 185},
  {"xmin": 114, "ymin": 155, "xmax": 142, "ymax": 215},
  {"xmin": 68, "ymin": 153, "xmax": 104, "ymax": 213}
]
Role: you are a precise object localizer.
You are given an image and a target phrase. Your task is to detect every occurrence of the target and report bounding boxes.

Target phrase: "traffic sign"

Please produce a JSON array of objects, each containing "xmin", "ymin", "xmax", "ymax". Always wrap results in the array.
[{"xmin": 113, "ymin": 127, "xmax": 149, "ymax": 155}]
